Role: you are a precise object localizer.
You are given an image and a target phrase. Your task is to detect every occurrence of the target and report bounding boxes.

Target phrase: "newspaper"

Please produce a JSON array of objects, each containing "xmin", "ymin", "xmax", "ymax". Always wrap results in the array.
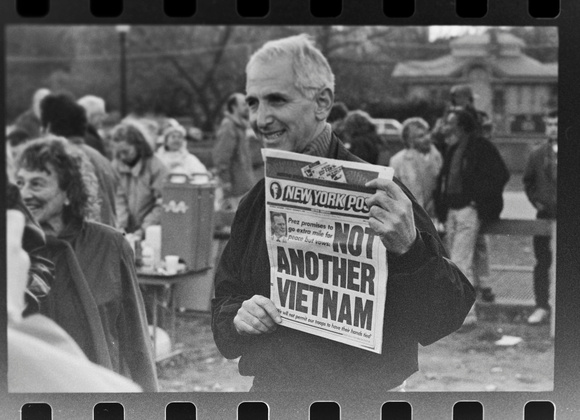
[{"xmin": 263, "ymin": 149, "xmax": 394, "ymax": 354}]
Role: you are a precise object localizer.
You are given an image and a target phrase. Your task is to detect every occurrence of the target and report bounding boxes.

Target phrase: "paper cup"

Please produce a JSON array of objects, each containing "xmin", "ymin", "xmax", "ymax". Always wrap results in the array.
[{"xmin": 164, "ymin": 255, "xmax": 180, "ymax": 274}]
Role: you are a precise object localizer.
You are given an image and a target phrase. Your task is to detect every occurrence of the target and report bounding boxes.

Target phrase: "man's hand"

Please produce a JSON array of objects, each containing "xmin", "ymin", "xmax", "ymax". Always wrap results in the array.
[
  {"xmin": 365, "ymin": 178, "xmax": 417, "ymax": 255},
  {"xmin": 234, "ymin": 295, "xmax": 282, "ymax": 335}
]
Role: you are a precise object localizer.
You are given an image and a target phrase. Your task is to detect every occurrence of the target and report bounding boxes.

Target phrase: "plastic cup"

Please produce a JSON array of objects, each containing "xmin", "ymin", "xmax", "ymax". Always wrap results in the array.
[{"xmin": 164, "ymin": 255, "xmax": 180, "ymax": 274}]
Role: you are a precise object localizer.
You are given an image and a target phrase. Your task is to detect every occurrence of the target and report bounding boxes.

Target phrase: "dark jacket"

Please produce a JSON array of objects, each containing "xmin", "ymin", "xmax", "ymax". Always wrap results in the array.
[
  {"xmin": 38, "ymin": 221, "xmax": 158, "ymax": 391},
  {"xmin": 6, "ymin": 183, "xmax": 53, "ymax": 316},
  {"xmin": 69, "ymin": 136, "xmax": 120, "ymax": 227},
  {"xmin": 435, "ymin": 134, "xmax": 509, "ymax": 223},
  {"xmin": 211, "ymin": 133, "xmax": 475, "ymax": 394},
  {"xmin": 85, "ymin": 124, "xmax": 108, "ymax": 157},
  {"xmin": 523, "ymin": 141, "xmax": 557, "ymax": 219}
]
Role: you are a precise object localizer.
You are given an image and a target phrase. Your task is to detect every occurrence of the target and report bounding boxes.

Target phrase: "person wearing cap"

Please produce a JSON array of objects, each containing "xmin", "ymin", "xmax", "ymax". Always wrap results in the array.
[
  {"xmin": 523, "ymin": 109, "xmax": 557, "ymax": 325},
  {"xmin": 449, "ymin": 84, "xmax": 488, "ymax": 128},
  {"xmin": 434, "ymin": 85, "xmax": 499, "ymax": 304},
  {"xmin": 155, "ymin": 119, "xmax": 209, "ymax": 182},
  {"xmin": 435, "ymin": 108, "xmax": 509, "ymax": 327},
  {"xmin": 432, "ymin": 84, "xmax": 488, "ymax": 156}
]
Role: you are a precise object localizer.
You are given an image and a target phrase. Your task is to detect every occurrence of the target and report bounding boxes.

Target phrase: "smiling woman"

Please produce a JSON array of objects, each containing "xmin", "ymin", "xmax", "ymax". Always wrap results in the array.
[
  {"xmin": 16, "ymin": 138, "xmax": 99, "ymax": 236},
  {"xmin": 14, "ymin": 136, "xmax": 158, "ymax": 391}
]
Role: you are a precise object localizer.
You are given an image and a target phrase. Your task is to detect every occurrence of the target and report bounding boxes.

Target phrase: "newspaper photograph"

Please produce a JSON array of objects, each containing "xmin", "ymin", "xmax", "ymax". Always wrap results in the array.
[{"xmin": 263, "ymin": 149, "xmax": 394, "ymax": 353}]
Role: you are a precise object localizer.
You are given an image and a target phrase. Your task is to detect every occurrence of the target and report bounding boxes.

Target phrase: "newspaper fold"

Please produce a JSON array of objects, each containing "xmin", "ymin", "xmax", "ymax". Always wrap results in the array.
[{"xmin": 263, "ymin": 149, "xmax": 394, "ymax": 353}]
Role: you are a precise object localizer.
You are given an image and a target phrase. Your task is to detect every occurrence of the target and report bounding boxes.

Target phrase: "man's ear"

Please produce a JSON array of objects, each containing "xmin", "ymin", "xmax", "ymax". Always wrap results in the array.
[{"xmin": 314, "ymin": 88, "xmax": 334, "ymax": 122}]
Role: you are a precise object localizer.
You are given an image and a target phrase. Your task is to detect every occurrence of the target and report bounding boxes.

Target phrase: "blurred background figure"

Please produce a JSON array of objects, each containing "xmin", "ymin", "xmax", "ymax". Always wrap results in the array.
[
  {"xmin": 111, "ymin": 122, "xmax": 169, "ymax": 239},
  {"xmin": 15, "ymin": 136, "xmax": 158, "ymax": 391},
  {"xmin": 339, "ymin": 110, "xmax": 382, "ymax": 164},
  {"xmin": 12, "ymin": 88, "xmax": 51, "ymax": 139},
  {"xmin": 389, "ymin": 117, "xmax": 442, "ymax": 220},
  {"xmin": 435, "ymin": 109, "xmax": 509, "ymax": 326},
  {"xmin": 77, "ymin": 95, "xmax": 109, "ymax": 157},
  {"xmin": 6, "ymin": 127, "xmax": 32, "ymax": 164},
  {"xmin": 123, "ymin": 115, "xmax": 160, "ymax": 152},
  {"xmin": 39, "ymin": 92, "xmax": 119, "ymax": 227},
  {"xmin": 523, "ymin": 109, "xmax": 558, "ymax": 325},
  {"xmin": 212, "ymin": 92, "xmax": 256, "ymax": 212},
  {"xmin": 155, "ymin": 119, "xmax": 209, "ymax": 182},
  {"xmin": 449, "ymin": 84, "xmax": 487, "ymax": 129},
  {"xmin": 328, "ymin": 101, "xmax": 349, "ymax": 131},
  {"xmin": 6, "ymin": 209, "xmax": 142, "ymax": 393}
]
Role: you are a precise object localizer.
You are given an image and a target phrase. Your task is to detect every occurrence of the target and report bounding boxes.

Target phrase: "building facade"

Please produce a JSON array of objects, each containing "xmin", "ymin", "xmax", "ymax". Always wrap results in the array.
[{"xmin": 392, "ymin": 31, "xmax": 557, "ymax": 171}]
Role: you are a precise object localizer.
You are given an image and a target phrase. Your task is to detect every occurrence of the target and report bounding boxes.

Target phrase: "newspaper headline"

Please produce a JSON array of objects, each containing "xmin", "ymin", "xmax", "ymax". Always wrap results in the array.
[{"xmin": 263, "ymin": 149, "xmax": 394, "ymax": 353}]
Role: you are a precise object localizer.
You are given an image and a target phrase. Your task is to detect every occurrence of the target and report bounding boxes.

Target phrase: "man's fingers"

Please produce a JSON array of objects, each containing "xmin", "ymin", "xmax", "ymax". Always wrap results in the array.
[
  {"xmin": 234, "ymin": 313, "xmax": 276, "ymax": 335},
  {"xmin": 366, "ymin": 190, "xmax": 394, "ymax": 212},
  {"xmin": 234, "ymin": 295, "xmax": 282, "ymax": 335},
  {"xmin": 252, "ymin": 295, "xmax": 282, "ymax": 323},
  {"xmin": 240, "ymin": 299, "xmax": 279, "ymax": 328},
  {"xmin": 365, "ymin": 178, "xmax": 405, "ymax": 200}
]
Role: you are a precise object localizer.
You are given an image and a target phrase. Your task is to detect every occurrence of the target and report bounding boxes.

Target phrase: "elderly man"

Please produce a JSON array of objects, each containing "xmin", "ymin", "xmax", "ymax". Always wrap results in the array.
[
  {"xmin": 435, "ymin": 109, "xmax": 509, "ymax": 326},
  {"xmin": 211, "ymin": 34, "xmax": 475, "ymax": 394},
  {"xmin": 389, "ymin": 117, "xmax": 443, "ymax": 220}
]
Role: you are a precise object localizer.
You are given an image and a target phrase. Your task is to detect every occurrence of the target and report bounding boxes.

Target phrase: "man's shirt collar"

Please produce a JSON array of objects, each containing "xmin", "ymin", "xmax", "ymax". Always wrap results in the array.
[{"xmin": 302, "ymin": 123, "xmax": 333, "ymax": 157}]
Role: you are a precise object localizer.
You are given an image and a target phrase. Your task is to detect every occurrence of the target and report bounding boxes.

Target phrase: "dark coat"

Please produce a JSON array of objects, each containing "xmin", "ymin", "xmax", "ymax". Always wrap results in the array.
[
  {"xmin": 523, "ymin": 141, "xmax": 557, "ymax": 219},
  {"xmin": 211, "ymin": 133, "xmax": 475, "ymax": 394},
  {"xmin": 38, "ymin": 221, "xmax": 158, "ymax": 391},
  {"xmin": 436, "ymin": 134, "xmax": 510, "ymax": 222}
]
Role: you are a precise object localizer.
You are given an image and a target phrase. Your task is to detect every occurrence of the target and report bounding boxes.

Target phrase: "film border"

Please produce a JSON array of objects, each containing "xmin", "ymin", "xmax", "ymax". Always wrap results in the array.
[{"xmin": 1, "ymin": 0, "xmax": 579, "ymax": 418}]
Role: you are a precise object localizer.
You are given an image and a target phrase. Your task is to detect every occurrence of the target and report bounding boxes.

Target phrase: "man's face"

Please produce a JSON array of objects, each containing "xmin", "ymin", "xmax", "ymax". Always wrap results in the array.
[
  {"xmin": 544, "ymin": 117, "xmax": 558, "ymax": 142},
  {"xmin": 408, "ymin": 125, "xmax": 431, "ymax": 154},
  {"xmin": 246, "ymin": 57, "xmax": 321, "ymax": 152},
  {"xmin": 16, "ymin": 164, "xmax": 67, "ymax": 227},
  {"xmin": 273, "ymin": 215, "xmax": 286, "ymax": 237},
  {"xmin": 114, "ymin": 140, "xmax": 139, "ymax": 165}
]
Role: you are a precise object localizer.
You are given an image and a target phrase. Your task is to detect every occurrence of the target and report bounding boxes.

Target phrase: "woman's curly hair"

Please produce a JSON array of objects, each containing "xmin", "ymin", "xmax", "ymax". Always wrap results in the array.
[{"xmin": 16, "ymin": 135, "xmax": 101, "ymax": 225}]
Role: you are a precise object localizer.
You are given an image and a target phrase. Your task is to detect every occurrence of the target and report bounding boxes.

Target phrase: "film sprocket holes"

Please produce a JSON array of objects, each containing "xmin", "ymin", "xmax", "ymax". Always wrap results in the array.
[{"xmin": 2, "ymin": 1, "xmax": 578, "ymax": 419}]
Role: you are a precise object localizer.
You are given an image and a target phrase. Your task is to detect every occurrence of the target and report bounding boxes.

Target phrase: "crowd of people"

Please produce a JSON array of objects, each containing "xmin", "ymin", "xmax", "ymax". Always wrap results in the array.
[
  {"xmin": 5, "ymin": 90, "xmax": 218, "ymax": 392},
  {"xmin": 6, "ymin": 33, "xmax": 556, "ymax": 393}
]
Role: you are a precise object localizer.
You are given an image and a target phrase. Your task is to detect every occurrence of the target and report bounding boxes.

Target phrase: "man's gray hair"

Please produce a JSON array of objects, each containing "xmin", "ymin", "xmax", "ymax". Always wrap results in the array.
[
  {"xmin": 401, "ymin": 117, "xmax": 429, "ymax": 147},
  {"xmin": 246, "ymin": 34, "xmax": 335, "ymax": 99}
]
